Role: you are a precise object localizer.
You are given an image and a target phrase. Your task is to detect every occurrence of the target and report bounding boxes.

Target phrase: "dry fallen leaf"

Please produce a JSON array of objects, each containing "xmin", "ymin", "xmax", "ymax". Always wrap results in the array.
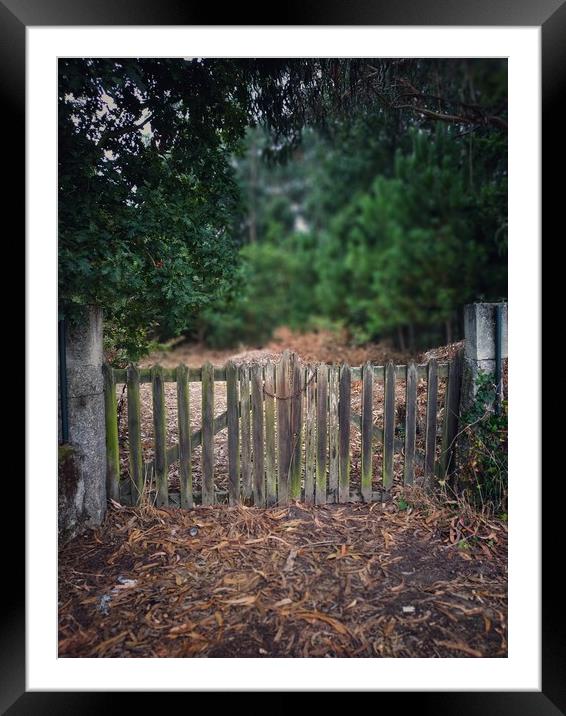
[
  {"xmin": 222, "ymin": 595, "xmax": 258, "ymax": 606},
  {"xmin": 383, "ymin": 618, "xmax": 396, "ymax": 637},
  {"xmin": 435, "ymin": 640, "xmax": 483, "ymax": 657},
  {"xmin": 293, "ymin": 611, "xmax": 350, "ymax": 636},
  {"xmin": 283, "ymin": 549, "xmax": 298, "ymax": 572},
  {"xmin": 59, "ymin": 489, "xmax": 507, "ymax": 658},
  {"xmin": 273, "ymin": 598, "xmax": 293, "ymax": 608}
]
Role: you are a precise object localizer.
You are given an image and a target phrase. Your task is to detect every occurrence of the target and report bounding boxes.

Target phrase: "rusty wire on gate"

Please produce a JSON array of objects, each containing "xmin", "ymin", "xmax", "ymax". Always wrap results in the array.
[
  {"xmin": 103, "ymin": 352, "xmax": 463, "ymax": 508},
  {"xmin": 262, "ymin": 365, "xmax": 317, "ymax": 401}
]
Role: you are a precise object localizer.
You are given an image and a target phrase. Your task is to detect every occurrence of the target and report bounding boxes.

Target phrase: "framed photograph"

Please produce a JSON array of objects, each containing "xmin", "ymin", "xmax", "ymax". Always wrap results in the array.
[{"xmin": 11, "ymin": 0, "xmax": 554, "ymax": 710}]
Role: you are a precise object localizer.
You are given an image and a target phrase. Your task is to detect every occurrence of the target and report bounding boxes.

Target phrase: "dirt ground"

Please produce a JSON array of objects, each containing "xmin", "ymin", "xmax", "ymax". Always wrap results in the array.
[
  {"xmin": 140, "ymin": 326, "xmax": 421, "ymax": 369},
  {"xmin": 58, "ymin": 491, "xmax": 507, "ymax": 658},
  {"xmin": 59, "ymin": 329, "xmax": 506, "ymax": 658}
]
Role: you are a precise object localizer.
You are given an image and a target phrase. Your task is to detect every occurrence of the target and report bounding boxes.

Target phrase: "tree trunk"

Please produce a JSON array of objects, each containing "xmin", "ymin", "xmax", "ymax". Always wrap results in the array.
[
  {"xmin": 445, "ymin": 318, "xmax": 453, "ymax": 345},
  {"xmin": 248, "ymin": 136, "xmax": 258, "ymax": 243},
  {"xmin": 408, "ymin": 323, "xmax": 416, "ymax": 351}
]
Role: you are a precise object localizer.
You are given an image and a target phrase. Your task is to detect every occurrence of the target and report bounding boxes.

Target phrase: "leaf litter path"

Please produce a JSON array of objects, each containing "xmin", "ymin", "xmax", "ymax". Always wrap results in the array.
[{"xmin": 59, "ymin": 493, "xmax": 507, "ymax": 658}]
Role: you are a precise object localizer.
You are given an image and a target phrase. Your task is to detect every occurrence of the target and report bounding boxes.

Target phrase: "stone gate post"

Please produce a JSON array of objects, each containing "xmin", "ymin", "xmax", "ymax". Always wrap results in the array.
[
  {"xmin": 461, "ymin": 302, "xmax": 508, "ymax": 414},
  {"xmin": 58, "ymin": 306, "xmax": 107, "ymax": 540}
]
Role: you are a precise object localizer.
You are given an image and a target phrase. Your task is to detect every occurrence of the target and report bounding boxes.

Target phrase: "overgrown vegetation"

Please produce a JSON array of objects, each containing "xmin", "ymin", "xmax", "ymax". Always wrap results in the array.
[{"xmin": 457, "ymin": 371, "xmax": 508, "ymax": 514}]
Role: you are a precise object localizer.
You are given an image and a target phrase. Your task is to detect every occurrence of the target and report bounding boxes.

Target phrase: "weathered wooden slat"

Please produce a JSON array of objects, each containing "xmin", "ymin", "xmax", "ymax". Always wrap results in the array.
[
  {"xmin": 126, "ymin": 364, "xmax": 144, "ymax": 505},
  {"xmin": 328, "ymin": 365, "xmax": 340, "ymax": 500},
  {"xmin": 424, "ymin": 358, "xmax": 439, "ymax": 483},
  {"xmin": 403, "ymin": 362, "xmax": 418, "ymax": 486},
  {"xmin": 354, "ymin": 364, "xmax": 449, "ymax": 381},
  {"xmin": 151, "ymin": 365, "xmax": 168, "ymax": 507},
  {"xmin": 382, "ymin": 362, "xmax": 396, "ymax": 490},
  {"xmin": 201, "ymin": 362, "xmax": 215, "ymax": 506},
  {"xmin": 329, "ymin": 490, "xmax": 392, "ymax": 504},
  {"xmin": 226, "ymin": 361, "xmax": 240, "ymax": 505},
  {"xmin": 176, "ymin": 364, "xmax": 192, "ymax": 508},
  {"xmin": 304, "ymin": 366, "xmax": 317, "ymax": 505},
  {"xmin": 316, "ymin": 364, "xmax": 328, "ymax": 505},
  {"xmin": 251, "ymin": 364, "xmax": 265, "ymax": 506},
  {"xmin": 360, "ymin": 361, "xmax": 373, "ymax": 501},
  {"xmin": 150, "ymin": 388, "xmax": 374, "ymax": 479},
  {"xmin": 439, "ymin": 350, "xmax": 464, "ymax": 480},
  {"xmin": 113, "ymin": 366, "xmax": 204, "ymax": 383},
  {"xmin": 349, "ymin": 412, "xmax": 424, "ymax": 465},
  {"xmin": 124, "ymin": 357, "xmax": 451, "ymax": 510},
  {"xmin": 264, "ymin": 362, "xmax": 277, "ymax": 506},
  {"xmin": 145, "ymin": 411, "xmax": 228, "ymax": 475},
  {"xmin": 239, "ymin": 366, "xmax": 252, "ymax": 501},
  {"xmin": 289, "ymin": 357, "xmax": 303, "ymax": 501},
  {"xmin": 338, "ymin": 364, "xmax": 351, "ymax": 502},
  {"xmin": 112, "ymin": 362, "xmax": 448, "ymax": 385},
  {"xmin": 276, "ymin": 352, "xmax": 291, "ymax": 505},
  {"xmin": 165, "ymin": 488, "xmax": 392, "ymax": 506},
  {"xmin": 103, "ymin": 364, "xmax": 120, "ymax": 502}
]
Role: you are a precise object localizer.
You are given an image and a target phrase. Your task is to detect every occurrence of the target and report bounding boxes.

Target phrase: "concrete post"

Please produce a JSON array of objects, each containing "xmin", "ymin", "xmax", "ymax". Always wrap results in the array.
[
  {"xmin": 58, "ymin": 306, "xmax": 107, "ymax": 540},
  {"xmin": 461, "ymin": 302, "xmax": 508, "ymax": 413}
]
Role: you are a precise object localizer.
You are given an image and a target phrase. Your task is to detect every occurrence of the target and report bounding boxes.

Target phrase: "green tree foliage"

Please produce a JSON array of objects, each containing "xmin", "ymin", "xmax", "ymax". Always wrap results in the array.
[
  {"xmin": 199, "ymin": 232, "xmax": 317, "ymax": 348},
  {"xmin": 200, "ymin": 112, "xmax": 507, "ymax": 348},
  {"xmin": 314, "ymin": 125, "xmax": 507, "ymax": 343},
  {"xmin": 59, "ymin": 58, "xmax": 362, "ymax": 357},
  {"xmin": 59, "ymin": 59, "xmax": 249, "ymax": 358},
  {"xmin": 60, "ymin": 58, "xmax": 507, "ymax": 356}
]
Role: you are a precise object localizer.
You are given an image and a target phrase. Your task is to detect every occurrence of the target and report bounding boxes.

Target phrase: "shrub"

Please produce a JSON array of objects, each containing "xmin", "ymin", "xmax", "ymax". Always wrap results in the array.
[{"xmin": 457, "ymin": 370, "xmax": 508, "ymax": 514}]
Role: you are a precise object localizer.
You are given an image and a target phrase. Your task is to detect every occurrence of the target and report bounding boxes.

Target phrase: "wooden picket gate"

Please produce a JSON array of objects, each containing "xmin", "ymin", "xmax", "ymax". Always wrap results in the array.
[{"xmin": 103, "ymin": 350, "xmax": 463, "ymax": 508}]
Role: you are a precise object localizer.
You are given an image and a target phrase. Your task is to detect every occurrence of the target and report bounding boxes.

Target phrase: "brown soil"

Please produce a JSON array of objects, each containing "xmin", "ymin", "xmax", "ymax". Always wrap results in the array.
[{"xmin": 58, "ymin": 493, "xmax": 507, "ymax": 658}]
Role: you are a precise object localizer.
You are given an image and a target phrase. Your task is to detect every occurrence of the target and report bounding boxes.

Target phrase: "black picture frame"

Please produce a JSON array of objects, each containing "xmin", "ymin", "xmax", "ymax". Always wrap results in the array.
[{"xmin": 9, "ymin": 0, "xmax": 556, "ymax": 711}]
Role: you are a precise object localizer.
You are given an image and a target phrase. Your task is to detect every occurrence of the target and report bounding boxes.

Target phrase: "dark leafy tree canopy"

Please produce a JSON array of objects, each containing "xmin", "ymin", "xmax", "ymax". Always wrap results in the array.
[{"xmin": 59, "ymin": 58, "xmax": 506, "ymax": 358}]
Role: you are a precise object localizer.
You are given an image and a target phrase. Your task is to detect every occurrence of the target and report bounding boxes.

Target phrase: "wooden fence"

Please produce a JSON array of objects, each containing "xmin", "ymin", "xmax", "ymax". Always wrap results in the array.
[{"xmin": 103, "ymin": 350, "xmax": 463, "ymax": 508}]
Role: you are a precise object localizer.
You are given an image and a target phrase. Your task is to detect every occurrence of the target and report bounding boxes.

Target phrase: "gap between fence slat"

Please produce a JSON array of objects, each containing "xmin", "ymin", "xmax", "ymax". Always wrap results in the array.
[
  {"xmin": 424, "ymin": 358, "xmax": 439, "ymax": 486},
  {"xmin": 304, "ymin": 365, "xmax": 316, "ymax": 505},
  {"xmin": 226, "ymin": 361, "xmax": 240, "ymax": 505},
  {"xmin": 383, "ymin": 362, "xmax": 396, "ymax": 490},
  {"xmin": 251, "ymin": 364, "xmax": 265, "ymax": 506},
  {"xmin": 328, "ymin": 365, "xmax": 340, "ymax": 501},
  {"xmin": 152, "ymin": 365, "xmax": 168, "ymax": 507},
  {"xmin": 316, "ymin": 364, "xmax": 328, "ymax": 505},
  {"xmin": 404, "ymin": 362, "xmax": 418, "ymax": 486},
  {"xmin": 361, "ymin": 361, "xmax": 373, "ymax": 501},
  {"xmin": 289, "ymin": 357, "xmax": 303, "ymax": 500},
  {"xmin": 240, "ymin": 366, "xmax": 252, "ymax": 501},
  {"xmin": 276, "ymin": 352, "xmax": 291, "ymax": 505},
  {"xmin": 201, "ymin": 362, "xmax": 215, "ymax": 506},
  {"xmin": 126, "ymin": 364, "xmax": 144, "ymax": 505},
  {"xmin": 339, "ymin": 364, "xmax": 351, "ymax": 502},
  {"xmin": 176, "ymin": 364, "xmax": 193, "ymax": 508},
  {"xmin": 264, "ymin": 362, "xmax": 277, "ymax": 506}
]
